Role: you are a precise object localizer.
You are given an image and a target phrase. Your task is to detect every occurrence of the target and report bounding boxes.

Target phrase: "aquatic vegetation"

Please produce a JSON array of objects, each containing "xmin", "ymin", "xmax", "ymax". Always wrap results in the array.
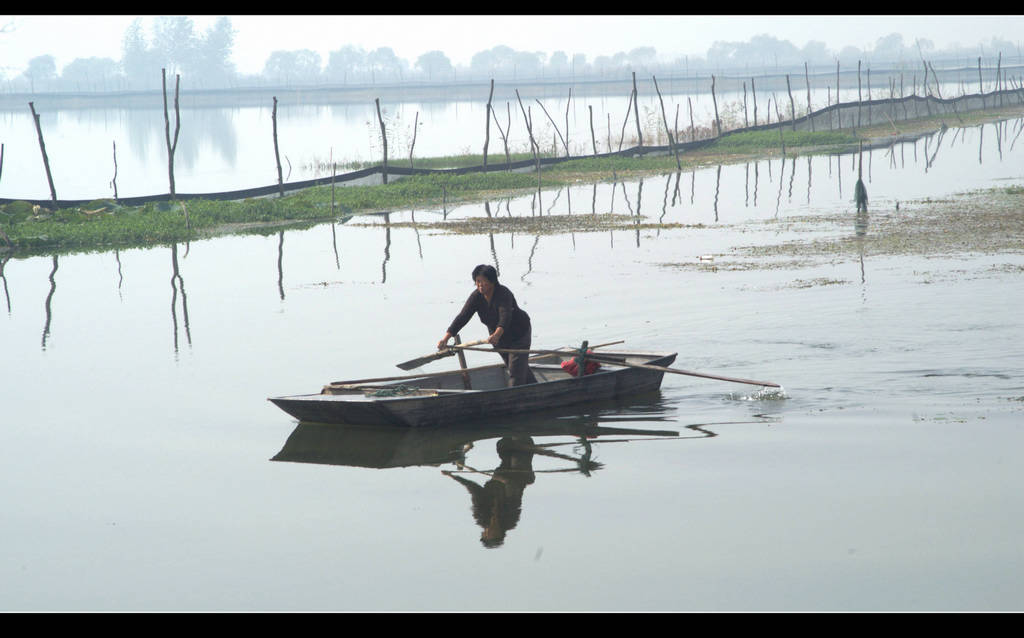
[{"xmin": 353, "ymin": 212, "xmax": 706, "ymax": 236}]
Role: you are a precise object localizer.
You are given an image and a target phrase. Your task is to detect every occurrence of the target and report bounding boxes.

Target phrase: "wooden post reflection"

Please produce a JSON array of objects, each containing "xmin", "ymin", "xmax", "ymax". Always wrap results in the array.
[
  {"xmin": 40, "ymin": 255, "xmax": 58, "ymax": 349},
  {"xmin": 171, "ymin": 243, "xmax": 191, "ymax": 353}
]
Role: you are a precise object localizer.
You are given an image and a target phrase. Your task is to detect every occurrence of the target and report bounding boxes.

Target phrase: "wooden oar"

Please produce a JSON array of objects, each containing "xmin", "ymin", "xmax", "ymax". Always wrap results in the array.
[
  {"xmin": 396, "ymin": 338, "xmax": 490, "ymax": 370},
  {"xmin": 456, "ymin": 345, "xmax": 780, "ymax": 388},
  {"xmin": 584, "ymin": 355, "xmax": 781, "ymax": 388}
]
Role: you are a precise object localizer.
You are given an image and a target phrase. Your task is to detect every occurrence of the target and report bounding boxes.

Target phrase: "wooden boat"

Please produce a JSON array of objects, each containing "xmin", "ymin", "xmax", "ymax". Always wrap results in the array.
[{"xmin": 268, "ymin": 348, "xmax": 677, "ymax": 427}]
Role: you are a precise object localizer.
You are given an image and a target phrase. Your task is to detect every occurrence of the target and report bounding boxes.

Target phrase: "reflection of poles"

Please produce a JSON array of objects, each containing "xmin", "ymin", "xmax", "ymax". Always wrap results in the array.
[
  {"xmin": 521, "ymin": 235, "xmax": 539, "ymax": 283},
  {"xmin": 381, "ymin": 213, "xmax": 391, "ymax": 284},
  {"xmin": 752, "ymin": 161, "xmax": 758, "ymax": 207},
  {"xmin": 774, "ymin": 156, "xmax": 785, "ymax": 218},
  {"xmin": 115, "ymin": 249, "xmax": 124, "ymax": 299},
  {"xmin": 634, "ymin": 179, "xmax": 643, "ymax": 247},
  {"xmin": 0, "ymin": 252, "xmax": 11, "ymax": 314},
  {"xmin": 277, "ymin": 231, "xmax": 285, "ymax": 300},
  {"xmin": 744, "ymin": 163, "xmax": 749, "ymax": 207},
  {"xmin": 483, "ymin": 202, "xmax": 498, "ymax": 273},
  {"xmin": 713, "ymin": 165, "xmax": 721, "ymax": 222},
  {"xmin": 171, "ymin": 243, "xmax": 191, "ymax": 353},
  {"xmin": 788, "ymin": 156, "xmax": 796, "ymax": 202},
  {"xmin": 41, "ymin": 255, "xmax": 57, "ymax": 350},
  {"xmin": 806, "ymin": 156, "xmax": 812, "ymax": 205}
]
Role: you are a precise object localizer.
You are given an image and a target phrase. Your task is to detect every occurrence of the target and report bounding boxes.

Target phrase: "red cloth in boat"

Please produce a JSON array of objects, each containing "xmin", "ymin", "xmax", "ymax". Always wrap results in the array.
[{"xmin": 560, "ymin": 351, "xmax": 601, "ymax": 377}]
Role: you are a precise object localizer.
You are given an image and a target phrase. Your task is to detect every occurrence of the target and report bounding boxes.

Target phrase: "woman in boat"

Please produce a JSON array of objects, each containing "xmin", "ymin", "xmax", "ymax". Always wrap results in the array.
[{"xmin": 437, "ymin": 264, "xmax": 538, "ymax": 386}]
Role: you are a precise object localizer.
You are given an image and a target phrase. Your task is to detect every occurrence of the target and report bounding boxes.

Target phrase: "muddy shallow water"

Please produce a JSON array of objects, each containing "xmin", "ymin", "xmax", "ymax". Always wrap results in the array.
[{"xmin": 1, "ymin": 119, "xmax": 1023, "ymax": 611}]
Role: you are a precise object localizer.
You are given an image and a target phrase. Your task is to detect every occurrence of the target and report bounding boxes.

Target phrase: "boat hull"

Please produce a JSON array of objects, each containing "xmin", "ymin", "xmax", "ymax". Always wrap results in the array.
[{"xmin": 269, "ymin": 351, "xmax": 677, "ymax": 427}]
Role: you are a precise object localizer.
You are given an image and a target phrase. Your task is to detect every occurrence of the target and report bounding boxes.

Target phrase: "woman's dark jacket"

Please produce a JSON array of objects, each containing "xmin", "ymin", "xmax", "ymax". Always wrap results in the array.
[{"xmin": 447, "ymin": 284, "xmax": 531, "ymax": 346}]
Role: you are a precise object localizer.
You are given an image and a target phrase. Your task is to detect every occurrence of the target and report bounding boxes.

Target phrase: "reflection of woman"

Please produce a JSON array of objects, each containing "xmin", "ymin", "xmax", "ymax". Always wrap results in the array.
[
  {"xmin": 444, "ymin": 436, "xmax": 537, "ymax": 548},
  {"xmin": 437, "ymin": 264, "xmax": 538, "ymax": 386}
]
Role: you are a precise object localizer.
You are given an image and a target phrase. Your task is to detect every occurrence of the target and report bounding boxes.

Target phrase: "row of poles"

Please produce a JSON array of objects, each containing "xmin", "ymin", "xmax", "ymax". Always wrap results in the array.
[{"xmin": 8, "ymin": 58, "xmax": 1024, "ymax": 211}]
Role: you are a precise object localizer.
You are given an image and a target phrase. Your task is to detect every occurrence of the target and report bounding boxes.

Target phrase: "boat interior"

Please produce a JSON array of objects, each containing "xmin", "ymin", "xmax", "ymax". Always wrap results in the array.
[{"xmin": 320, "ymin": 349, "xmax": 649, "ymax": 397}]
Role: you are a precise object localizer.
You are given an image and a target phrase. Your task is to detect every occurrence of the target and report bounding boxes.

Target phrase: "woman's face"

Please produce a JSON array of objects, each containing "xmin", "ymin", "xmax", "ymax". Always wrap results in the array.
[{"xmin": 475, "ymin": 275, "xmax": 495, "ymax": 297}]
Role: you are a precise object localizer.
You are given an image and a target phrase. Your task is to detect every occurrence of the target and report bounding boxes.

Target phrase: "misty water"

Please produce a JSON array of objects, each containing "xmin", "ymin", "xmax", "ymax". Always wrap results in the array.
[{"xmin": 2, "ymin": 110, "xmax": 1024, "ymax": 610}]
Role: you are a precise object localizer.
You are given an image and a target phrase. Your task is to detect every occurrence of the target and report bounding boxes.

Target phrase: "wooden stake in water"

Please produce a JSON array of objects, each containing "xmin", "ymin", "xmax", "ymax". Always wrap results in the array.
[
  {"xmin": 652, "ymin": 75, "xmax": 680, "ymax": 170},
  {"xmin": 632, "ymin": 71, "xmax": 643, "ymax": 147},
  {"xmin": 483, "ymin": 79, "xmax": 494, "ymax": 169},
  {"xmin": 272, "ymin": 96, "xmax": 283, "ymax": 197},
  {"xmin": 162, "ymin": 69, "xmax": 181, "ymax": 200},
  {"xmin": 28, "ymin": 102, "xmax": 57, "ymax": 206},
  {"xmin": 110, "ymin": 140, "xmax": 119, "ymax": 202},
  {"xmin": 375, "ymin": 98, "xmax": 388, "ymax": 185}
]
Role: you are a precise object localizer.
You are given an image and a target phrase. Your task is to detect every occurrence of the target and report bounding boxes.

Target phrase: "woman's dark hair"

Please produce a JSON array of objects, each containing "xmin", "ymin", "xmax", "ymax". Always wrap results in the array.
[{"xmin": 471, "ymin": 264, "xmax": 498, "ymax": 284}]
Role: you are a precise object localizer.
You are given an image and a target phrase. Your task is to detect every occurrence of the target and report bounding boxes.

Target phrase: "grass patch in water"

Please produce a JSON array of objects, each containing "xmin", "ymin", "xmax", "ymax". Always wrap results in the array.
[{"xmin": 710, "ymin": 129, "xmax": 859, "ymax": 151}]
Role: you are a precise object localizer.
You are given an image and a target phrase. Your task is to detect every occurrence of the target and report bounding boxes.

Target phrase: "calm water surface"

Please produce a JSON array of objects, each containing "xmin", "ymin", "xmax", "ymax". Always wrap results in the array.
[{"xmin": 2, "ymin": 119, "xmax": 1023, "ymax": 611}]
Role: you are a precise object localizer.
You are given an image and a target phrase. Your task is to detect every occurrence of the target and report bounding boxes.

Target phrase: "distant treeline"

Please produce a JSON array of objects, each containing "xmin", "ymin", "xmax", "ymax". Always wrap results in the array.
[{"xmin": 4, "ymin": 17, "xmax": 1023, "ymax": 93}]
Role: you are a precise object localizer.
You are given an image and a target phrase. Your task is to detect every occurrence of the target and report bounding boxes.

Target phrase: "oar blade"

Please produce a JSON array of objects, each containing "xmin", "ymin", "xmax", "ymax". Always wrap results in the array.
[
  {"xmin": 396, "ymin": 349, "xmax": 455, "ymax": 370},
  {"xmin": 395, "ymin": 338, "xmax": 491, "ymax": 370}
]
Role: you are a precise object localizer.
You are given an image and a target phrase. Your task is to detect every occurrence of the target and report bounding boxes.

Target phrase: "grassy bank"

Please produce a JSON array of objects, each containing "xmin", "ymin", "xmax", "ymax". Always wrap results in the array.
[{"xmin": 2, "ymin": 106, "xmax": 1022, "ymax": 257}]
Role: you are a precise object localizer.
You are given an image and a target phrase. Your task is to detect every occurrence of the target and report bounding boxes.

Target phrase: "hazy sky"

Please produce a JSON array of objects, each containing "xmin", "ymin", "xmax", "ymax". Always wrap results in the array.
[{"xmin": 2, "ymin": 14, "xmax": 1023, "ymax": 76}]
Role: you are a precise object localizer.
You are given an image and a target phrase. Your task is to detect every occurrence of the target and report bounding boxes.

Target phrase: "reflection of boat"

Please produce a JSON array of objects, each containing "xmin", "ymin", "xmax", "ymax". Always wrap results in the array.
[
  {"xmin": 268, "ymin": 349, "xmax": 677, "ymax": 427},
  {"xmin": 270, "ymin": 406, "xmax": 680, "ymax": 470}
]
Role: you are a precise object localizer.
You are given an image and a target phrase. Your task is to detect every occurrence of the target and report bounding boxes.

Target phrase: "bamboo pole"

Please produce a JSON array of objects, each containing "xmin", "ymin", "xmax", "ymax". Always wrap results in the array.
[
  {"xmin": 111, "ymin": 140, "xmax": 118, "ymax": 202},
  {"xmin": 489, "ymin": 102, "xmax": 512, "ymax": 169},
  {"xmin": 652, "ymin": 75, "xmax": 681, "ymax": 170},
  {"xmin": 618, "ymin": 88, "xmax": 633, "ymax": 150},
  {"xmin": 483, "ymin": 79, "xmax": 494, "ymax": 169},
  {"xmin": 161, "ymin": 69, "xmax": 181, "ymax": 200},
  {"xmin": 786, "ymin": 74, "xmax": 796, "ymax": 130},
  {"xmin": 588, "ymin": 105, "xmax": 597, "ymax": 156},
  {"xmin": 375, "ymin": 97, "xmax": 388, "ymax": 185},
  {"xmin": 535, "ymin": 98, "xmax": 568, "ymax": 156},
  {"xmin": 514, "ymin": 89, "xmax": 540, "ymax": 176},
  {"xmin": 688, "ymin": 96, "xmax": 695, "ymax": 141},
  {"xmin": 979, "ymin": 57, "xmax": 984, "ymax": 108},
  {"xmin": 272, "ymin": 96, "xmax": 284, "ymax": 197},
  {"xmin": 997, "ymin": 52, "xmax": 1003, "ymax": 107},
  {"xmin": 632, "ymin": 71, "xmax": 643, "ymax": 146},
  {"xmin": 743, "ymin": 81, "xmax": 749, "ymax": 127},
  {"xmin": 409, "ymin": 111, "xmax": 419, "ymax": 169},
  {"xmin": 835, "ymin": 61, "xmax": 840, "ymax": 130},
  {"xmin": 564, "ymin": 87, "xmax": 572, "ymax": 156},
  {"xmin": 751, "ymin": 77, "xmax": 758, "ymax": 126},
  {"xmin": 711, "ymin": 74, "xmax": 721, "ymax": 136},
  {"xmin": 28, "ymin": 102, "xmax": 57, "ymax": 206},
  {"xmin": 805, "ymin": 62, "xmax": 815, "ymax": 132},
  {"xmin": 857, "ymin": 60, "xmax": 862, "ymax": 129}
]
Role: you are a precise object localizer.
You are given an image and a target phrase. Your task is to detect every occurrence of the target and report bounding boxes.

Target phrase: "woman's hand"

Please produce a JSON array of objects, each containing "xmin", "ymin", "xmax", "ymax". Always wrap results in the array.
[
  {"xmin": 437, "ymin": 332, "xmax": 452, "ymax": 350},
  {"xmin": 488, "ymin": 328, "xmax": 503, "ymax": 345}
]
